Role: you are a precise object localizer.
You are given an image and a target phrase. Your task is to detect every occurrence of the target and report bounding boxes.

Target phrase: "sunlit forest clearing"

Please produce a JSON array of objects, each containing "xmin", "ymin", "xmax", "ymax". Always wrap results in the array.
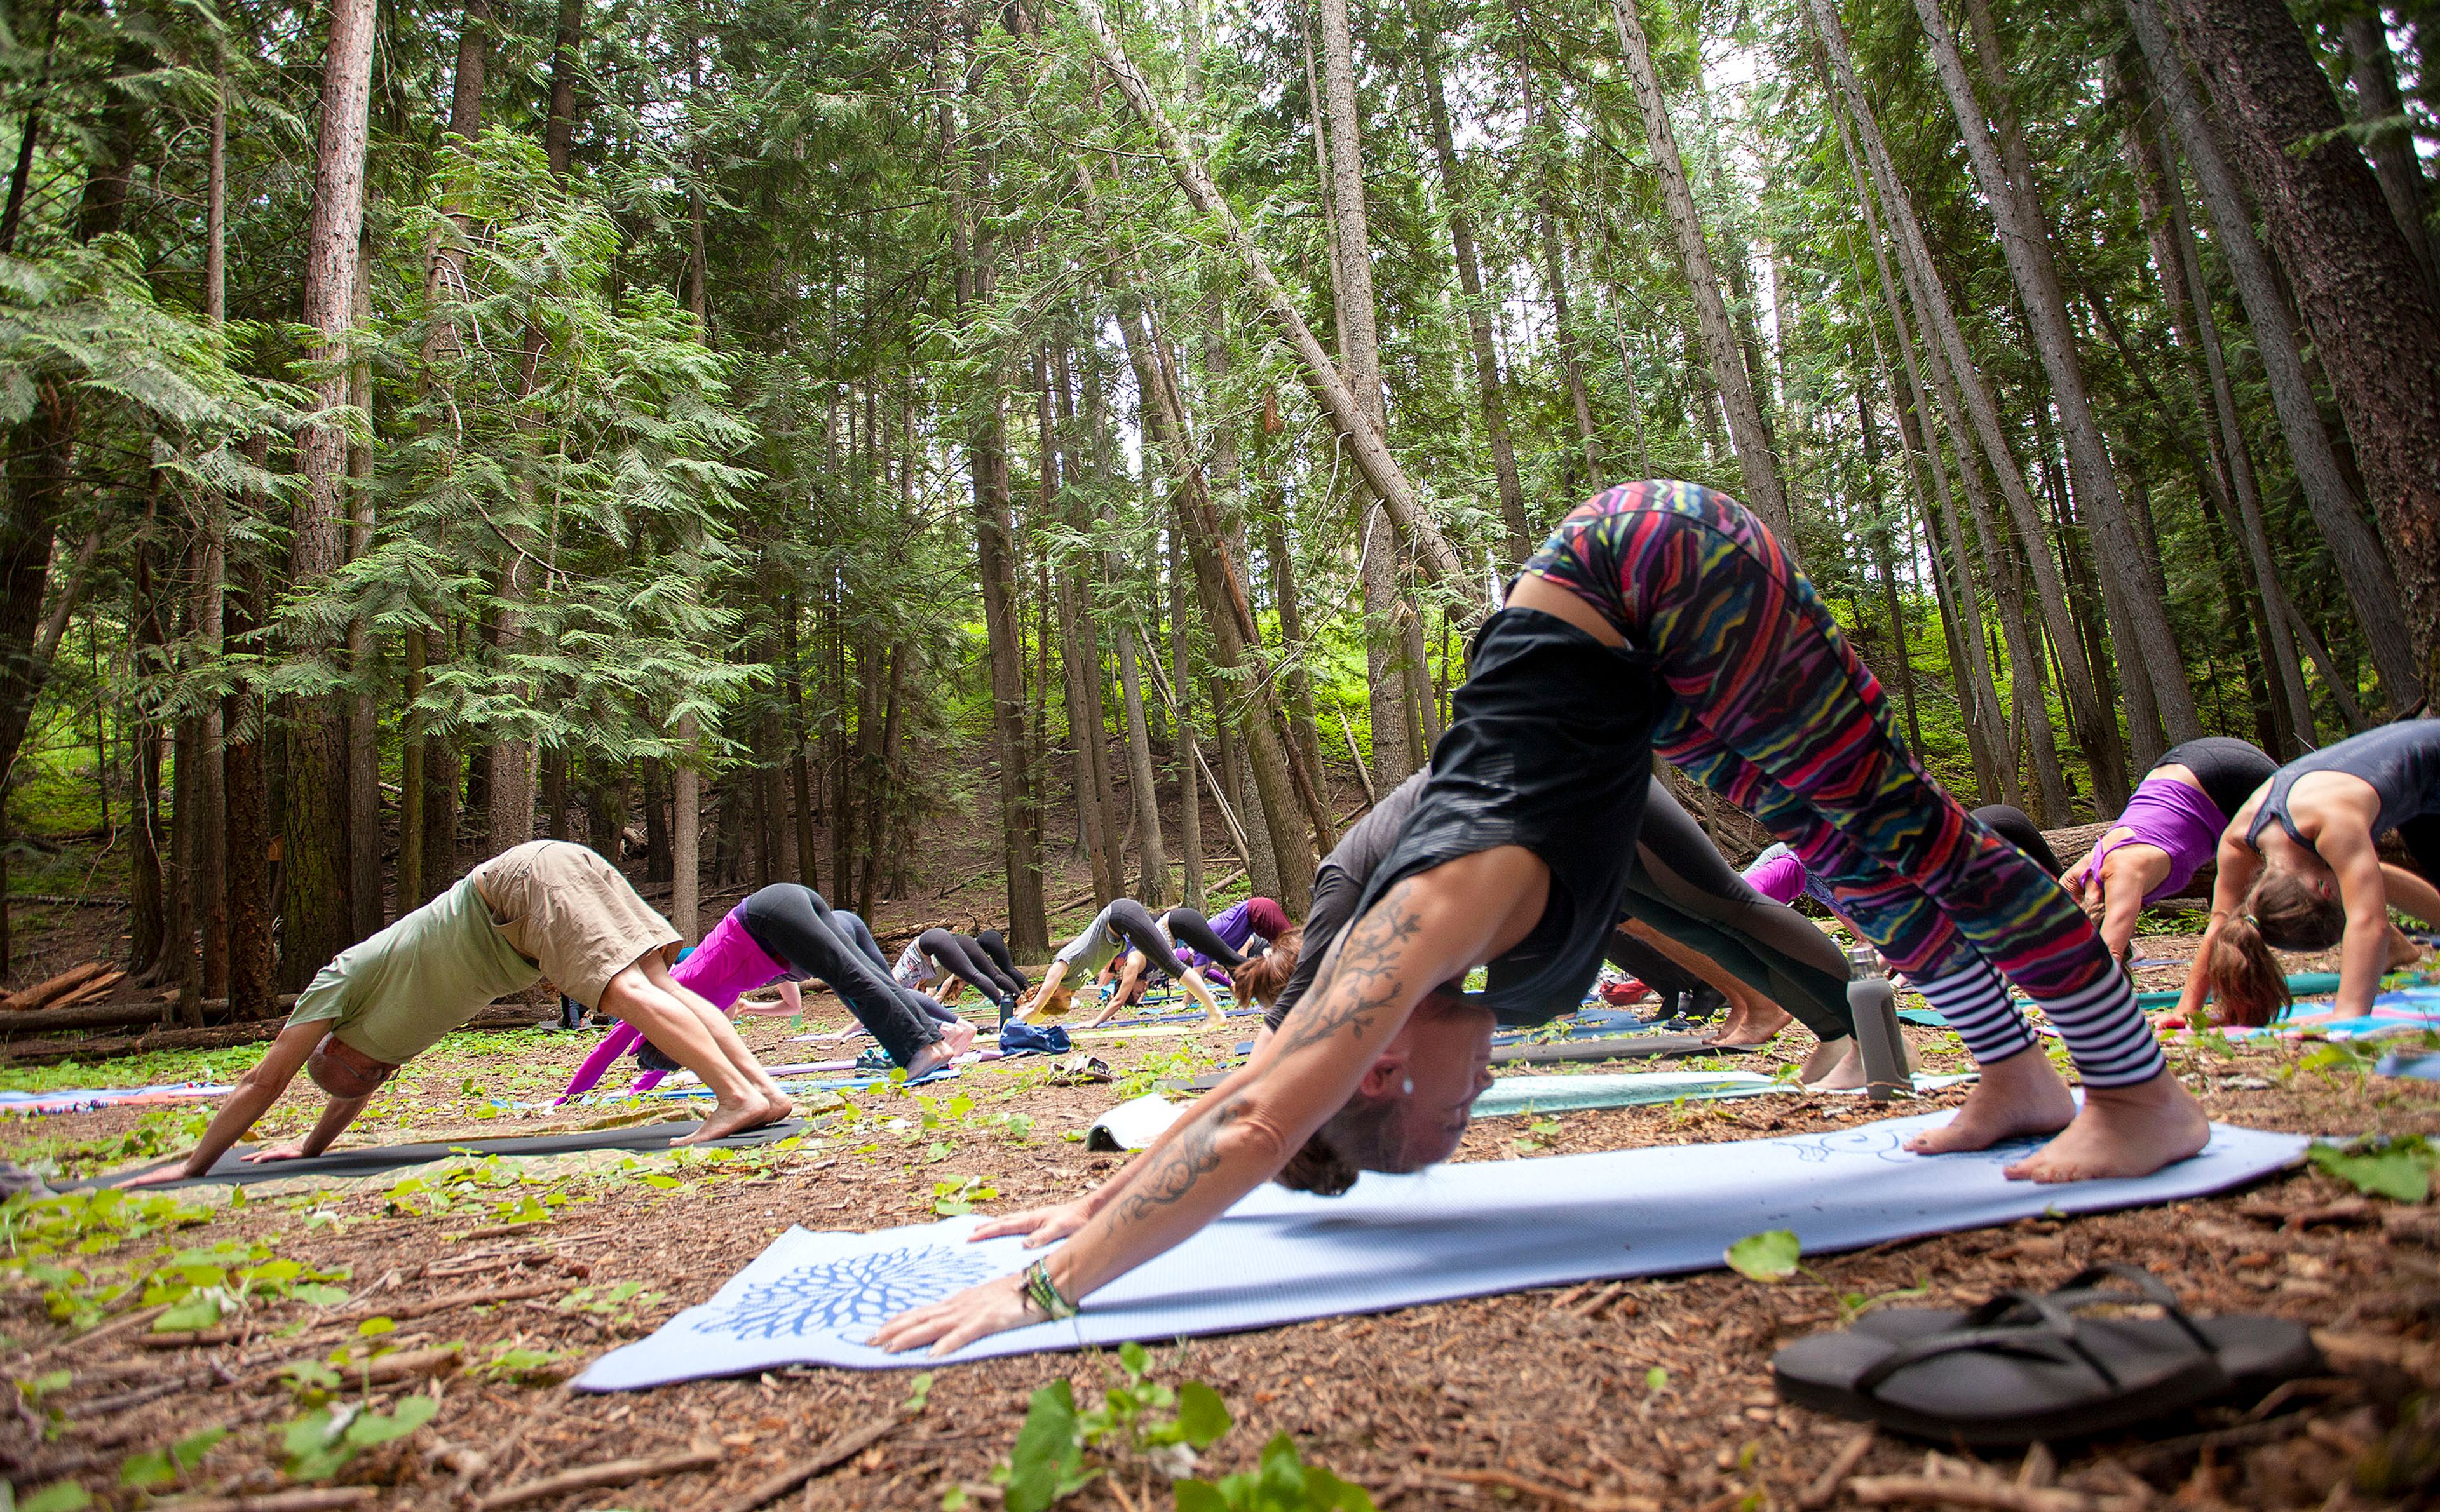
[{"xmin": 1, "ymin": 0, "xmax": 2439, "ymax": 1500}]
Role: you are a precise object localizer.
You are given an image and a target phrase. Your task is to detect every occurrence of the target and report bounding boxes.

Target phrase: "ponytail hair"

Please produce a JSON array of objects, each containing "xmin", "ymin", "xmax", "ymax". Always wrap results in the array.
[
  {"xmin": 1230, "ymin": 928, "xmax": 1301, "ymax": 1009},
  {"xmin": 2205, "ymin": 914, "xmax": 2289, "ymax": 1029},
  {"xmin": 2207, "ymin": 870, "xmax": 2343, "ymax": 1027}
]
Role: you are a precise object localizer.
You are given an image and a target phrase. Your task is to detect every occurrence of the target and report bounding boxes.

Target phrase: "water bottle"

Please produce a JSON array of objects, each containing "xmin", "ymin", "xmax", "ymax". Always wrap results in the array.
[{"xmin": 1847, "ymin": 948, "xmax": 1908, "ymax": 1103}]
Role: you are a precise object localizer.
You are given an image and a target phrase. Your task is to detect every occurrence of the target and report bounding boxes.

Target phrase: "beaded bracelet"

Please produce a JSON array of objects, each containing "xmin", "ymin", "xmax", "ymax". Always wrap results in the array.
[{"xmin": 1022, "ymin": 1259, "xmax": 1079, "ymax": 1320}]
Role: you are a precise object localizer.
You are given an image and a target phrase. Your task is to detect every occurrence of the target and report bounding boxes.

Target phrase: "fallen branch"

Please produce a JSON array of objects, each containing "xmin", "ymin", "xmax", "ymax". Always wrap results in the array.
[
  {"xmin": 1, "ymin": 961, "xmax": 115, "ymax": 1012},
  {"xmin": 1844, "ymin": 1476, "xmax": 2101, "ymax": 1511},
  {"xmin": 154, "ymin": 1487, "xmax": 380, "ymax": 1511},
  {"xmin": 712, "ymin": 1415, "xmax": 902, "ymax": 1512},
  {"xmin": 476, "ymin": 1443, "xmax": 724, "ymax": 1510},
  {"xmin": 1798, "ymin": 1429, "xmax": 1874, "ymax": 1510},
  {"xmin": 1427, "ymin": 1468, "xmax": 1659, "ymax": 1512}
]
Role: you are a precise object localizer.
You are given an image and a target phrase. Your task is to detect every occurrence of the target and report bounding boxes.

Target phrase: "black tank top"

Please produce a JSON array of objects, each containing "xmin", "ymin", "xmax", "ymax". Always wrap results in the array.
[{"xmin": 2247, "ymin": 720, "xmax": 2440, "ymax": 853}]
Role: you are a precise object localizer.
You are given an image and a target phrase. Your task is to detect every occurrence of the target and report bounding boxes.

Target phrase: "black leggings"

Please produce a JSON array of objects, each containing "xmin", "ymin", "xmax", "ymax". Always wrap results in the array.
[
  {"xmin": 1096, "ymin": 898, "xmax": 1195, "ymax": 979},
  {"xmin": 1603, "ymin": 929, "xmax": 1710, "ymax": 1007},
  {"xmin": 738, "ymin": 885, "xmax": 942, "ymax": 1066},
  {"xmin": 1969, "ymin": 804, "xmax": 2063, "ymax": 877},
  {"xmin": 1623, "ymin": 780, "xmax": 1855, "ymax": 1042},
  {"xmin": 838, "ymin": 908, "xmax": 956, "ymax": 1026},
  {"xmin": 1160, "ymin": 908, "xmax": 1245, "ymax": 971},
  {"xmin": 973, "ymin": 929, "xmax": 1031, "ymax": 992},
  {"xmin": 918, "ymin": 928, "xmax": 1024, "ymax": 1001}
]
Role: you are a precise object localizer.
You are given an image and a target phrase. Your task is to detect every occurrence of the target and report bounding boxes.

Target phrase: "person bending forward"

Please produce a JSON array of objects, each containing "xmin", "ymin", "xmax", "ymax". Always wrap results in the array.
[
  {"xmin": 874, "ymin": 482, "xmax": 2204, "ymax": 1358},
  {"xmin": 125, "ymin": 841, "xmax": 794, "ymax": 1187}
]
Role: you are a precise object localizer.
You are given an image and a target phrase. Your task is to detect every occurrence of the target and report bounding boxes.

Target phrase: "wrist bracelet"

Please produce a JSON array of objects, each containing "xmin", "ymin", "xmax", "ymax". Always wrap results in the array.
[{"xmin": 1022, "ymin": 1259, "xmax": 1079, "ymax": 1320}]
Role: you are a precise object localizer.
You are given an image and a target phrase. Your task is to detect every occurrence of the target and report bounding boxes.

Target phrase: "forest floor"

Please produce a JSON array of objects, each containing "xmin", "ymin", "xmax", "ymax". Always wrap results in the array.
[{"xmin": 3, "ymin": 877, "xmax": 2440, "ymax": 1509}]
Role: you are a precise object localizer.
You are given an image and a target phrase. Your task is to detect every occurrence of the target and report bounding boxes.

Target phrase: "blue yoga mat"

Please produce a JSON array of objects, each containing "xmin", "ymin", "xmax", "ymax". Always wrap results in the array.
[{"xmin": 574, "ymin": 1106, "xmax": 2305, "ymax": 1386}]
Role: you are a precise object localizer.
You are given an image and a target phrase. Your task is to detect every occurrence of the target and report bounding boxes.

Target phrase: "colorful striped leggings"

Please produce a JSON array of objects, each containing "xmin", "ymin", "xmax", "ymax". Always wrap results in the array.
[{"xmin": 1523, "ymin": 481, "xmax": 2162, "ymax": 1088}]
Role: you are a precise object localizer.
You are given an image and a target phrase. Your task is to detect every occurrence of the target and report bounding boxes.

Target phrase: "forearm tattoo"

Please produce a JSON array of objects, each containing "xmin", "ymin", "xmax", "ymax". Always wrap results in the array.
[
  {"xmin": 1278, "ymin": 882, "xmax": 1424, "ymax": 1055},
  {"xmin": 1117, "ymin": 1097, "xmax": 1245, "ymax": 1224}
]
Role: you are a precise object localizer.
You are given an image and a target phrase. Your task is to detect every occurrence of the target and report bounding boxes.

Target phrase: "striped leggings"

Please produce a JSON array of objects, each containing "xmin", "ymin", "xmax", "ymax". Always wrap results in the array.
[{"xmin": 1523, "ymin": 482, "xmax": 2162, "ymax": 1088}]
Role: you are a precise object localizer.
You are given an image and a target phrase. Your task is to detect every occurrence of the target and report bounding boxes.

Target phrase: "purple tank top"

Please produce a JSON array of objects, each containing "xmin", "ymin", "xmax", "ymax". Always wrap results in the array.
[
  {"xmin": 670, "ymin": 910, "xmax": 786, "ymax": 1013},
  {"xmin": 2094, "ymin": 775, "xmax": 2227, "ymax": 902}
]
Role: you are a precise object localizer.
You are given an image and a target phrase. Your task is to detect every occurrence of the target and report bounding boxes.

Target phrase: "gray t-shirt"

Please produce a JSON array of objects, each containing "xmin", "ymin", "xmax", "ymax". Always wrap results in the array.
[
  {"xmin": 1054, "ymin": 903, "xmax": 1128, "ymax": 977},
  {"xmin": 1268, "ymin": 770, "xmax": 1428, "ymax": 1027}
]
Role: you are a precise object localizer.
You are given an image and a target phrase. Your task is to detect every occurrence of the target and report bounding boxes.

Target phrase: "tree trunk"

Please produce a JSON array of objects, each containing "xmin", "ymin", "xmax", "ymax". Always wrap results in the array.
[
  {"xmin": 1857, "ymin": 383, "xmax": 1923, "ymax": 753},
  {"xmin": 2127, "ymin": 0, "xmax": 2430, "ymax": 702},
  {"xmin": 346, "ymin": 241, "xmax": 381, "ymax": 941},
  {"xmin": 400, "ymin": 630, "xmax": 426, "ymax": 908},
  {"xmin": 284, "ymin": 0, "xmax": 376, "ymax": 985},
  {"xmin": 784, "ymin": 600, "xmax": 817, "ymax": 891},
  {"xmin": 1263, "ymin": 509, "xmax": 1327, "ymax": 789},
  {"xmin": 226, "ymin": 560, "xmax": 274, "ymax": 1018},
  {"xmin": 1914, "ymin": 0, "xmax": 2199, "ymax": 753},
  {"xmin": 1318, "ymin": 0, "xmax": 1417, "ymax": 783},
  {"xmin": 2343, "ymin": 13, "xmax": 2439, "ymax": 302},
  {"xmin": 1115, "ymin": 611, "xmax": 1168, "ymax": 907},
  {"xmin": 1610, "ymin": 0, "xmax": 1793, "ymax": 551},
  {"xmin": 1415, "ymin": 8, "xmax": 1529, "ymax": 564},
  {"xmin": 1808, "ymin": 0, "xmax": 2122, "ymax": 807},
  {"xmin": 672, "ymin": 715, "xmax": 699, "ymax": 942},
  {"xmin": 541, "ymin": 0, "xmax": 583, "ymax": 176},
  {"xmin": 1076, "ymin": 0, "xmax": 1470, "ymax": 607},
  {"xmin": 954, "ymin": 213, "xmax": 1047, "ymax": 949},
  {"xmin": 1169, "ymin": 525, "xmax": 1204, "ymax": 913},
  {"xmin": 128, "ymin": 541, "xmax": 166, "ymax": 978},
  {"xmin": 196, "ymin": 60, "xmax": 229, "ymax": 997}
]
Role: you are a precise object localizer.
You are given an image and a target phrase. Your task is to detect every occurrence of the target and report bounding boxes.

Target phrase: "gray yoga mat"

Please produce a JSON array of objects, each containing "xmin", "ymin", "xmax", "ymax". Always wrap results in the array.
[
  {"xmin": 74, "ymin": 1118, "xmax": 810, "ymax": 1190},
  {"xmin": 1177, "ymin": 1032, "xmax": 1717, "ymax": 1093},
  {"xmin": 574, "ymin": 1106, "xmax": 2307, "ymax": 1386}
]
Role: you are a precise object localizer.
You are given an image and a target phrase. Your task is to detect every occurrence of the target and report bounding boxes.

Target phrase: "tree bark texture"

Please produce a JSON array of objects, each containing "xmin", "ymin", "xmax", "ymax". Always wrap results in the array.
[
  {"xmin": 283, "ymin": 0, "xmax": 376, "ymax": 986},
  {"xmin": 2171, "ymin": 0, "xmax": 2440, "ymax": 696}
]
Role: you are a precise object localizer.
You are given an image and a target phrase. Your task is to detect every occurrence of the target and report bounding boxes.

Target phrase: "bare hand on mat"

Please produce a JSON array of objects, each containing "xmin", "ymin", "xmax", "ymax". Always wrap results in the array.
[
  {"xmin": 968, "ymin": 1199, "xmax": 1092, "ymax": 1248},
  {"xmin": 241, "ymin": 1140, "xmax": 315, "ymax": 1164},
  {"xmin": 870, "ymin": 1271, "xmax": 1039, "ymax": 1356}
]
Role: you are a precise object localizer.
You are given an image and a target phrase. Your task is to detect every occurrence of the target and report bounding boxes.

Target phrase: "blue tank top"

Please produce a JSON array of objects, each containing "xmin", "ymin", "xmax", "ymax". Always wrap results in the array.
[{"xmin": 2247, "ymin": 720, "xmax": 2440, "ymax": 853}]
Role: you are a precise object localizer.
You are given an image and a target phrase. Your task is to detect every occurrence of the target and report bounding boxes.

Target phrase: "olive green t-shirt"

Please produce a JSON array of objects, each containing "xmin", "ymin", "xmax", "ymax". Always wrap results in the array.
[{"xmin": 285, "ymin": 875, "xmax": 544, "ymax": 1065}]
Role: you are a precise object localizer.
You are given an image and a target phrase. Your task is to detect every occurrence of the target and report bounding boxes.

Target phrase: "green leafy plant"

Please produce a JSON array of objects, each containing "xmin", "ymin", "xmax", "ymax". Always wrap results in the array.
[
  {"xmin": 1725, "ymin": 1229, "xmax": 1801, "ymax": 1283},
  {"xmin": 1510, "ymin": 1117, "xmax": 1562, "ymax": 1154},
  {"xmin": 475, "ymin": 1345, "xmax": 576, "ymax": 1384},
  {"xmin": 989, "ymin": 1345, "xmax": 1235, "ymax": 1511},
  {"xmin": 16, "ymin": 1480, "xmax": 93, "ymax": 1511},
  {"xmin": 118, "ymin": 1426, "xmax": 227, "ymax": 1490},
  {"xmin": 1175, "ymin": 1433, "xmax": 1376, "ymax": 1512},
  {"xmin": 281, "ymin": 1394, "xmax": 440, "ymax": 1481},
  {"xmin": 932, "ymin": 1176, "xmax": 999, "ymax": 1215},
  {"xmin": 2310, "ymin": 1134, "xmax": 2440, "ymax": 1203}
]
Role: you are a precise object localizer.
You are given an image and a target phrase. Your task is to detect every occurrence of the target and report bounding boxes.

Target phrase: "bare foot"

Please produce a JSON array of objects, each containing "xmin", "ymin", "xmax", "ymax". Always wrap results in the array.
[
  {"xmin": 2003, "ymin": 1075, "xmax": 2211, "ymax": 1183},
  {"xmin": 1903, "ymin": 1050, "xmax": 2076, "ymax": 1155},
  {"xmin": 1800, "ymin": 1037, "xmax": 1862, "ymax": 1090},
  {"xmin": 674, "ymin": 1094, "xmax": 779, "ymax": 1147},
  {"xmin": 1708, "ymin": 1001, "xmax": 1790, "ymax": 1048},
  {"xmin": 905, "ymin": 1021, "xmax": 978, "ymax": 1078}
]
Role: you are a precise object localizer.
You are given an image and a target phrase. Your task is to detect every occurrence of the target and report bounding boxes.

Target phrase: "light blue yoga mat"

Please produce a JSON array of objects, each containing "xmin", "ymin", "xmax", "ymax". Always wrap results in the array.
[{"xmin": 573, "ymin": 1106, "xmax": 2305, "ymax": 1387}]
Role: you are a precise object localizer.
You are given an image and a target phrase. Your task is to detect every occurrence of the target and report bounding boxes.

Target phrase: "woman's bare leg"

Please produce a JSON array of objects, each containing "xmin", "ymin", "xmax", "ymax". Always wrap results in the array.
[{"xmin": 602, "ymin": 958, "xmax": 792, "ymax": 1145}]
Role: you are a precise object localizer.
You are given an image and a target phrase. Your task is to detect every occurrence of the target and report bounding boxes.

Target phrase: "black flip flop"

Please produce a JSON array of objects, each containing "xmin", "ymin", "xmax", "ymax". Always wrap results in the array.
[
  {"xmin": 1773, "ymin": 1286, "xmax": 2231, "ymax": 1445},
  {"xmin": 1850, "ymin": 1264, "xmax": 2319, "ymax": 1400}
]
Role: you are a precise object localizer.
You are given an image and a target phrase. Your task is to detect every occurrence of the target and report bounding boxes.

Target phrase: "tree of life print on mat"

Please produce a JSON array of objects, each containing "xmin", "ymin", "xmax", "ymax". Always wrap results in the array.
[{"xmin": 693, "ymin": 1245, "xmax": 1009, "ymax": 1341}]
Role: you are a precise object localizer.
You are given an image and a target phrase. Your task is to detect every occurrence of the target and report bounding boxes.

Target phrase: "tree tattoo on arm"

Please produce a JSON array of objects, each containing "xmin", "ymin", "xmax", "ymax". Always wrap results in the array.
[
  {"xmin": 1278, "ymin": 882, "xmax": 1425, "ymax": 1055},
  {"xmin": 1116, "ymin": 1097, "xmax": 1244, "ymax": 1223}
]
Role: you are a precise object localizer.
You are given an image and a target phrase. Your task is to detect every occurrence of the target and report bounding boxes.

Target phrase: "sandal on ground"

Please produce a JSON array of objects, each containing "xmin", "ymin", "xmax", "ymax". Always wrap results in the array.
[
  {"xmin": 1848, "ymin": 1263, "xmax": 2320, "ymax": 1401},
  {"xmin": 1772, "ymin": 1282, "xmax": 2232, "ymax": 1445}
]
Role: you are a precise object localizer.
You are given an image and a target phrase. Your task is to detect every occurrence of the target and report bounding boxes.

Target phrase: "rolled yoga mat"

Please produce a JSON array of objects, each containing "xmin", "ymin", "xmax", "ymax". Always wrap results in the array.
[
  {"xmin": 573, "ymin": 1107, "xmax": 2306, "ymax": 1387},
  {"xmin": 78, "ymin": 1117, "xmax": 813, "ymax": 1191}
]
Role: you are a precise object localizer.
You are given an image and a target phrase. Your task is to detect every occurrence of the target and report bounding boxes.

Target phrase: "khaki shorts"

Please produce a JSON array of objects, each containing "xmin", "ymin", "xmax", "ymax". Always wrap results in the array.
[{"xmin": 470, "ymin": 841, "xmax": 680, "ymax": 1009}]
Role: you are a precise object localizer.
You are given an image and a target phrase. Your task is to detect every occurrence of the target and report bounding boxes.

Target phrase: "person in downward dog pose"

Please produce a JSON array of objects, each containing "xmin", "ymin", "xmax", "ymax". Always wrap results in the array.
[
  {"xmin": 1252, "ymin": 767, "xmax": 1859, "ymax": 1072},
  {"xmin": 2179, "ymin": 722, "xmax": 2440, "ymax": 1025},
  {"xmin": 874, "ymin": 482, "xmax": 2195, "ymax": 1357},
  {"xmin": 893, "ymin": 928, "xmax": 1029, "ymax": 1019},
  {"xmin": 560, "ymin": 884, "xmax": 974, "ymax": 1101},
  {"xmin": 1019, "ymin": 899, "xmax": 1228, "ymax": 1027},
  {"xmin": 1096, "ymin": 905, "xmax": 1277, "ymax": 1012},
  {"xmin": 2060, "ymin": 738, "xmax": 2278, "ymax": 966},
  {"xmin": 1169, "ymin": 898, "xmax": 1293, "ymax": 982},
  {"xmin": 125, "ymin": 842, "xmax": 796, "ymax": 1187}
]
